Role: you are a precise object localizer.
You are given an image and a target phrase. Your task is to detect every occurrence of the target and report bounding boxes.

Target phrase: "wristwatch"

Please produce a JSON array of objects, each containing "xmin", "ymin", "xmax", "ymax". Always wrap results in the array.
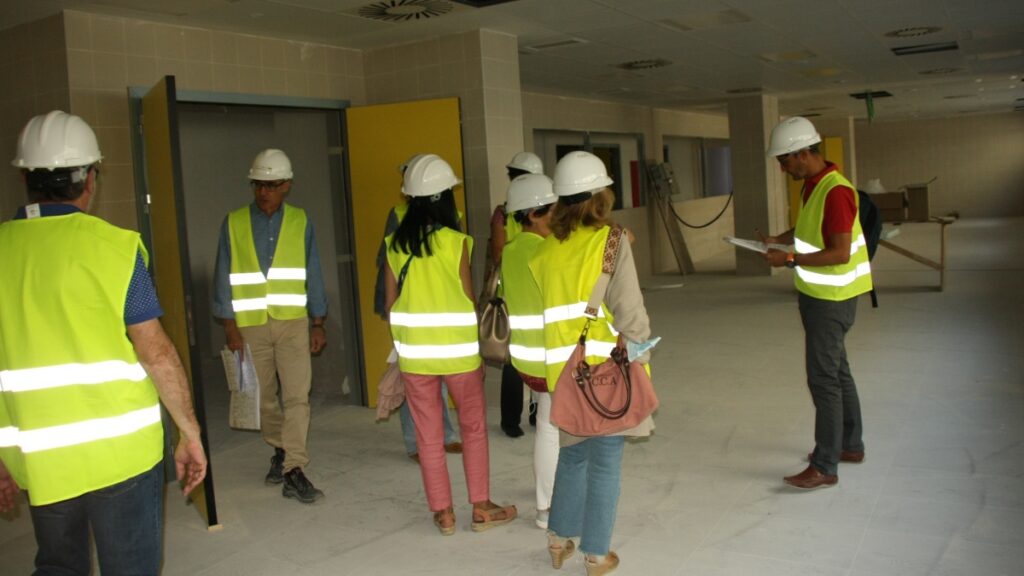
[{"xmin": 785, "ymin": 252, "xmax": 796, "ymax": 269}]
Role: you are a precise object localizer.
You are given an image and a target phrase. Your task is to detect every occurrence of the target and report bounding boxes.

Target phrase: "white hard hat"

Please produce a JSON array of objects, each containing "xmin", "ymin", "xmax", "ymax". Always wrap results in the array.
[
  {"xmin": 12, "ymin": 110, "xmax": 103, "ymax": 170},
  {"xmin": 506, "ymin": 151, "xmax": 543, "ymax": 175},
  {"xmin": 402, "ymin": 153, "xmax": 460, "ymax": 197},
  {"xmin": 398, "ymin": 153, "xmax": 430, "ymax": 175},
  {"xmin": 766, "ymin": 116, "xmax": 821, "ymax": 157},
  {"xmin": 249, "ymin": 149, "xmax": 293, "ymax": 180},
  {"xmin": 506, "ymin": 173, "xmax": 556, "ymax": 213},
  {"xmin": 552, "ymin": 151, "xmax": 613, "ymax": 197}
]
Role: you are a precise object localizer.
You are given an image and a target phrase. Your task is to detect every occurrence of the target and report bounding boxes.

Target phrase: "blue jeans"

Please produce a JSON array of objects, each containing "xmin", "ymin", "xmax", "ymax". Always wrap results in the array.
[
  {"xmin": 548, "ymin": 436, "xmax": 625, "ymax": 556},
  {"xmin": 400, "ymin": 383, "xmax": 459, "ymax": 455},
  {"xmin": 29, "ymin": 462, "xmax": 164, "ymax": 575}
]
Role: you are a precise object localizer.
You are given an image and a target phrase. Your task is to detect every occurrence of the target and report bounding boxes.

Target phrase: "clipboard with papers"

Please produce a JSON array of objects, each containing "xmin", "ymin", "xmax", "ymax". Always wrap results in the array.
[{"xmin": 722, "ymin": 236, "xmax": 790, "ymax": 254}]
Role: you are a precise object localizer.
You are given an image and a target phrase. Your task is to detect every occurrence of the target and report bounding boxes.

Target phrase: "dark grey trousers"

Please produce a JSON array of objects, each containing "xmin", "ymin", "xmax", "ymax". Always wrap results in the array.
[{"xmin": 799, "ymin": 292, "xmax": 865, "ymax": 475}]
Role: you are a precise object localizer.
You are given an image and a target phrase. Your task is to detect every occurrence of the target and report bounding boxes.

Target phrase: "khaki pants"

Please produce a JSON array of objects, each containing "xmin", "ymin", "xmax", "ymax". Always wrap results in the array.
[{"xmin": 240, "ymin": 317, "xmax": 312, "ymax": 472}]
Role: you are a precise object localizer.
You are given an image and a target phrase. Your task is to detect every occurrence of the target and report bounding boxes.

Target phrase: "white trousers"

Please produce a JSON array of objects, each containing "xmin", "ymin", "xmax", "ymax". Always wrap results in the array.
[{"xmin": 533, "ymin": 391, "xmax": 560, "ymax": 511}]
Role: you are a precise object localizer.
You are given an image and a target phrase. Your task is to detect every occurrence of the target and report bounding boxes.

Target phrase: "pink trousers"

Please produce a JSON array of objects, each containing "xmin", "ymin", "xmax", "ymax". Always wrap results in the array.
[{"xmin": 402, "ymin": 367, "xmax": 489, "ymax": 511}]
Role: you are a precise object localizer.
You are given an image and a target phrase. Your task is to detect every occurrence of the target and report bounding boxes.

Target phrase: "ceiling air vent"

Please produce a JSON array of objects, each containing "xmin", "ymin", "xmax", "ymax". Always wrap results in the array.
[
  {"xmin": 356, "ymin": 0, "xmax": 453, "ymax": 22},
  {"xmin": 884, "ymin": 26, "xmax": 942, "ymax": 38},
  {"xmin": 891, "ymin": 41, "xmax": 958, "ymax": 56},
  {"xmin": 524, "ymin": 37, "xmax": 589, "ymax": 52},
  {"xmin": 850, "ymin": 90, "xmax": 893, "ymax": 100},
  {"xmin": 616, "ymin": 58, "xmax": 672, "ymax": 71}
]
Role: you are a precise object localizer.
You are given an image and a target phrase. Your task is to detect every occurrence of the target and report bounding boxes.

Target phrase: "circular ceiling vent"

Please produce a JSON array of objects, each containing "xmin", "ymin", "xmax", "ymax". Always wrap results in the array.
[
  {"xmin": 617, "ymin": 58, "xmax": 672, "ymax": 71},
  {"xmin": 357, "ymin": 0, "xmax": 453, "ymax": 22},
  {"xmin": 885, "ymin": 26, "xmax": 942, "ymax": 38}
]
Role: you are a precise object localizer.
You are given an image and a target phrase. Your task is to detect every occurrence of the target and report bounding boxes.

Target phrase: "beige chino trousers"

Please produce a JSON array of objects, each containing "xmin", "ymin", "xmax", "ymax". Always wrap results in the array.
[{"xmin": 240, "ymin": 316, "xmax": 312, "ymax": 472}]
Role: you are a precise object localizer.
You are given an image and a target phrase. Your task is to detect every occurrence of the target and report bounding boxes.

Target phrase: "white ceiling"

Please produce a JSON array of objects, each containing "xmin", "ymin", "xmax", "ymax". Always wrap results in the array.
[{"xmin": 3, "ymin": 0, "xmax": 1023, "ymax": 120}]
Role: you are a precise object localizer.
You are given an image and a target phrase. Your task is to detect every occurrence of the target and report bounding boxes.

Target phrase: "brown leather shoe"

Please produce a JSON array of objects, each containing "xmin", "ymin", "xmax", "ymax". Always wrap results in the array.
[
  {"xmin": 784, "ymin": 465, "xmax": 837, "ymax": 490},
  {"xmin": 444, "ymin": 442, "xmax": 463, "ymax": 454},
  {"xmin": 807, "ymin": 450, "xmax": 865, "ymax": 463}
]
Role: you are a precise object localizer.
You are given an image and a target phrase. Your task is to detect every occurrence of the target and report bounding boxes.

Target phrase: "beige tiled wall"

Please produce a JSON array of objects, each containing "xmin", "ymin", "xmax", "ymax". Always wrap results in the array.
[
  {"xmin": 855, "ymin": 113, "xmax": 1024, "ymax": 218},
  {"xmin": 44, "ymin": 10, "xmax": 365, "ymax": 230},
  {"xmin": 0, "ymin": 14, "xmax": 70, "ymax": 220}
]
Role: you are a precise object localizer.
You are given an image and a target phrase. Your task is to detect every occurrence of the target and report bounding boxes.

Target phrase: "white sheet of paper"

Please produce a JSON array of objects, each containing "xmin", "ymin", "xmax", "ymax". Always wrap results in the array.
[{"xmin": 722, "ymin": 236, "xmax": 790, "ymax": 254}]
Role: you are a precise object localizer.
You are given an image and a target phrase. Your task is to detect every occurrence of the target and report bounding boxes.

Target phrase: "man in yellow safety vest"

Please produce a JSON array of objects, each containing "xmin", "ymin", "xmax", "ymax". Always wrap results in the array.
[
  {"xmin": 0, "ymin": 110, "xmax": 207, "ymax": 573},
  {"xmin": 213, "ymin": 149, "xmax": 328, "ymax": 503},
  {"xmin": 762, "ymin": 117, "xmax": 872, "ymax": 490}
]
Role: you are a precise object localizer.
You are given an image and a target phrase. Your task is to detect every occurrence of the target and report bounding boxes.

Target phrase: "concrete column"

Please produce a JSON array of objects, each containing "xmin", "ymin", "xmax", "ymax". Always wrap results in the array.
[{"xmin": 727, "ymin": 94, "xmax": 787, "ymax": 276}]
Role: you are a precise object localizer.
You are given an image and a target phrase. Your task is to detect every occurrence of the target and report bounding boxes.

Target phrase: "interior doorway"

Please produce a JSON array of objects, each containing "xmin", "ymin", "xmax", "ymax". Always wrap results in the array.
[{"xmin": 172, "ymin": 103, "xmax": 362, "ymax": 432}]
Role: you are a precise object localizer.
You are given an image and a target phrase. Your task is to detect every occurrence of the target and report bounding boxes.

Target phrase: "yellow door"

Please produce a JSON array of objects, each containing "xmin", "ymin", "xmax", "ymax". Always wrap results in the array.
[
  {"xmin": 140, "ymin": 76, "xmax": 218, "ymax": 528},
  {"xmin": 346, "ymin": 98, "xmax": 465, "ymax": 407}
]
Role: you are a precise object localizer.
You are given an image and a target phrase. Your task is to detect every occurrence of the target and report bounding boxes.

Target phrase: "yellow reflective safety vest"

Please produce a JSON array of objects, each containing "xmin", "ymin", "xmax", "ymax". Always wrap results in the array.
[
  {"xmin": 529, "ymin": 226, "xmax": 619, "ymax": 391},
  {"xmin": 0, "ymin": 212, "xmax": 163, "ymax": 506},
  {"xmin": 501, "ymin": 231, "xmax": 546, "ymax": 378},
  {"xmin": 386, "ymin": 227, "xmax": 481, "ymax": 375},
  {"xmin": 793, "ymin": 171, "xmax": 873, "ymax": 301},
  {"xmin": 504, "ymin": 211, "xmax": 522, "ymax": 244},
  {"xmin": 228, "ymin": 204, "xmax": 308, "ymax": 327}
]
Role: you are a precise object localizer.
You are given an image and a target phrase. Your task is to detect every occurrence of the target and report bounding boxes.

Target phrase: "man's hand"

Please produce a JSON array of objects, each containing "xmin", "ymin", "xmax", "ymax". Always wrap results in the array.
[
  {"xmin": 0, "ymin": 461, "xmax": 21, "ymax": 514},
  {"xmin": 764, "ymin": 248, "xmax": 788, "ymax": 267},
  {"xmin": 174, "ymin": 438, "xmax": 208, "ymax": 496},
  {"xmin": 310, "ymin": 325, "xmax": 327, "ymax": 355},
  {"xmin": 223, "ymin": 320, "xmax": 245, "ymax": 360}
]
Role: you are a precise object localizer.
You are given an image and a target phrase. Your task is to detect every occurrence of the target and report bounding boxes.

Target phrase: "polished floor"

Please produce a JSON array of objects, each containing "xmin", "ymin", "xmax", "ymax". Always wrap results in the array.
[{"xmin": 1, "ymin": 217, "xmax": 1021, "ymax": 575}]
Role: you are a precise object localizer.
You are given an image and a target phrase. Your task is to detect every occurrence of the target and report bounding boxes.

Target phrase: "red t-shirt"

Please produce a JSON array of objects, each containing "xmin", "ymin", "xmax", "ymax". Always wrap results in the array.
[{"xmin": 802, "ymin": 162, "xmax": 856, "ymax": 247}]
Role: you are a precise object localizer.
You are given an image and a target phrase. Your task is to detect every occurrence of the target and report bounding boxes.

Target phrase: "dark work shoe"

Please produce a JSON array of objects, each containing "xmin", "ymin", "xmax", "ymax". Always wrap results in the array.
[
  {"xmin": 502, "ymin": 424, "xmax": 525, "ymax": 438},
  {"xmin": 282, "ymin": 468, "xmax": 324, "ymax": 504},
  {"xmin": 265, "ymin": 448, "xmax": 285, "ymax": 485}
]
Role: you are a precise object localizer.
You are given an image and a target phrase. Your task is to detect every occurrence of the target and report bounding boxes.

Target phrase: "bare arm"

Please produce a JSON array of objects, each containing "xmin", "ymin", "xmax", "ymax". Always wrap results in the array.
[
  {"xmin": 765, "ymin": 231, "xmax": 852, "ymax": 268},
  {"xmin": 127, "ymin": 319, "xmax": 207, "ymax": 495},
  {"xmin": 488, "ymin": 206, "xmax": 506, "ymax": 265},
  {"xmin": 0, "ymin": 459, "xmax": 18, "ymax": 514}
]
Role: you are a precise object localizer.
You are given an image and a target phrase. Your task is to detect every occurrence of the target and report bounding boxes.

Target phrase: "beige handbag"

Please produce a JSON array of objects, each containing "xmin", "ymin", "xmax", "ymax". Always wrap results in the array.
[{"xmin": 478, "ymin": 264, "xmax": 510, "ymax": 364}]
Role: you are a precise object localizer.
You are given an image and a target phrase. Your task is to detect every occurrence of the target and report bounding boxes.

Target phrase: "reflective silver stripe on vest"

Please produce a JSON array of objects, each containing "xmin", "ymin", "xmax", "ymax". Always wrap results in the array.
[
  {"xmin": 509, "ymin": 314, "xmax": 544, "ymax": 330},
  {"xmin": 794, "ymin": 234, "xmax": 866, "ymax": 256},
  {"xmin": 0, "ymin": 426, "xmax": 17, "ymax": 447},
  {"xmin": 393, "ymin": 341, "xmax": 480, "ymax": 359},
  {"xmin": 509, "ymin": 344, "xmax": 546, "ymax": 362},
  {"xmin": 0, "ymin": 361, "xmax": 147, "ymax": 393},
  {"xmin": 266, "ymin": 294, "xmax": 307, "ymax": 307},
  {"xmin": 543, "ymin": 302, "xmax": 606, "ymax": 324},
  {"xmin": 389, "ymin": 312, "xmax": 478, "ymax": 328},
  {"xmin": 545, "ymin": 340, "xmax": 617, "ymax": 364},
  {"xmin": 232, "ymin": 297, "xmax": 268, "ymax": 311},
  {"xmin": 796, "ymin": 261, "xmax": 872, "ymax": 287},
  {"xmin": 229, "ymin": 272, "xmax": 266, "ymax": 286},
  {"xmin": 9, "ymin": 404, "xmax": 161, "ymax": 454},
  {"xmin": 267, "ymin": 267, "xmax": 306, "ymax": 280}
]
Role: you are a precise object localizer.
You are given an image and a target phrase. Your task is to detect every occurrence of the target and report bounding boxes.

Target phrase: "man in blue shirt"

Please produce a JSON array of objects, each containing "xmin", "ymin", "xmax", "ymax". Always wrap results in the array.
[{"xmin": 213, "ymin": 149, "xmax": 328, "ymax": 504}]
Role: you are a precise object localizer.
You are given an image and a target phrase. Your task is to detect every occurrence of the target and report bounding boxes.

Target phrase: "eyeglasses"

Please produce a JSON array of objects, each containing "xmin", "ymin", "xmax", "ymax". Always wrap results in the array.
[
  {"xmin": 251, "ymin": 180, "xmax": 288, "ymax": 190},
  {"xmin": 776, "ymin": 152, "xmax": 795, "ymax": 165}
]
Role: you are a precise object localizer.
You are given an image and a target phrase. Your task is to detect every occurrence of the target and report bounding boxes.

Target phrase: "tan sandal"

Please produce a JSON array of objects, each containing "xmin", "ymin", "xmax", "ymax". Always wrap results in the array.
[
  {"xmin": 585, "ymin": 551, "xmax": 619, "ymax": 575},
  {"xmin": 470, "ymin": 502, "xmax": 517, "ymax": 532},
  {"xmin": 549, "ymin": 538, "xmax": 575, "ymax": 569},
  {"xmin": 433, "ymin": 507, "xmax": 455, "ymax": 536}
]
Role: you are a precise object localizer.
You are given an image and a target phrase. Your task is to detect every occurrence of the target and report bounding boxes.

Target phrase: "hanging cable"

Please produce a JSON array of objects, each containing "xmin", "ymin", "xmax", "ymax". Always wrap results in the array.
[{"xmin": 666, "ymin": 191, "xmax": 733, "ymax": 229}]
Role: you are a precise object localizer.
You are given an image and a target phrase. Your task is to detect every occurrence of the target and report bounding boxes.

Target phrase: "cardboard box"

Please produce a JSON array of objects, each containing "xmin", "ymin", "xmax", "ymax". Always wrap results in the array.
[
  {"xmin": 905, "ymin": 183, "xmax": 930, "ymax": 221},
  {"xmin": 869, "ymin": 191, "xmax": 907, "ymax": 222}
]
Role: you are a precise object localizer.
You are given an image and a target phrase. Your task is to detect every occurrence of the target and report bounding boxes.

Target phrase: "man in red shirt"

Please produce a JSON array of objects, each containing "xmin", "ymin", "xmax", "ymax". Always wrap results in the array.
[{"xmin": 762, "ymin": 117, "xmax": 872, "ymax": 490}]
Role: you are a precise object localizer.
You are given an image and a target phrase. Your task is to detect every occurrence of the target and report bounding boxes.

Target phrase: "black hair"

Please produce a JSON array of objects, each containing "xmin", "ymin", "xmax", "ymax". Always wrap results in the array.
[
  {"xmin": 512, "ymin": 203, "xmax": 552, "ymax": 225},
  {"xmin": 390, "ymin": 189, "xmax": 460, "ymax": 257},
  {"xmin": 24, "ymin": 165, "xmax": 94, "ymax": 203}
]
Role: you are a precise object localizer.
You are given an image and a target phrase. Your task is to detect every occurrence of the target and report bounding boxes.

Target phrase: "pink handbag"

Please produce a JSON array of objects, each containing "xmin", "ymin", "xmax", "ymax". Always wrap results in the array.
[{"xmin": 549, "ymin": 227, "xmax": 659, "ymax": 436}]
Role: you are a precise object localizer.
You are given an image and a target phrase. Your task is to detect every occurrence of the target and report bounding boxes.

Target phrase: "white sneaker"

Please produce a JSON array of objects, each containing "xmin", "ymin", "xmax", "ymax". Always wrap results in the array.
[{"xmin": 536, "ymin": 509, "xmax": 550, "ymax": 530}]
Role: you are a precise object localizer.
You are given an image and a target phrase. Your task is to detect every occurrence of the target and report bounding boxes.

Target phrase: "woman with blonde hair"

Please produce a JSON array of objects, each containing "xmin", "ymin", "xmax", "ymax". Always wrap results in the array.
[
  {"xmin": 384, "ymin": 153, "xmax": 516, "ymax": 535},
  {"xmin": 530, "ymin": 151, "xmax": 654, "ymax": 575}
]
